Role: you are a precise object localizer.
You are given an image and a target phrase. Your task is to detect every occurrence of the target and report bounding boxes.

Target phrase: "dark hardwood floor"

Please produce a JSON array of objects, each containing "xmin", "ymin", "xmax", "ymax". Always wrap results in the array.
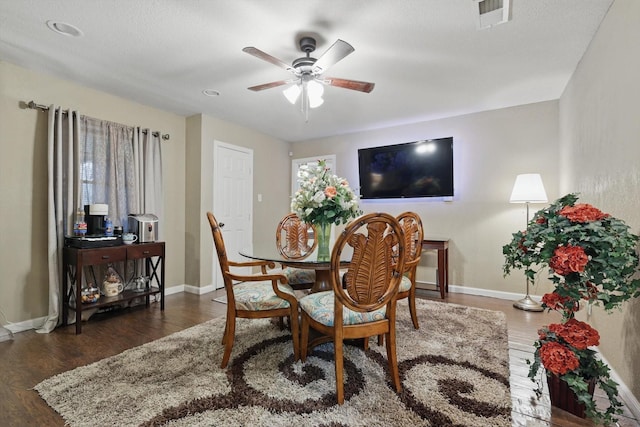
[{"xmin": 0, "ymin": 289, "xmax": 637, "ymax": 427}]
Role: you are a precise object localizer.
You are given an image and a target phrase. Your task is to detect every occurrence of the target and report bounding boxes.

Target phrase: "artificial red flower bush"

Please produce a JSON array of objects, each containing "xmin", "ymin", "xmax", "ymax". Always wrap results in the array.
[{"xmin": 503, "ymin": 193, "xmax": 640, "ymax": 425}]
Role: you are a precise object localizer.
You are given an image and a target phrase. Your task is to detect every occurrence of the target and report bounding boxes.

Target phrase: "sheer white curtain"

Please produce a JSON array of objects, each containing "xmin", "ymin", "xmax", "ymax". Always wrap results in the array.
[
  {"xmin": 40, "ymin": 106, "xmax": 80, "ymax": 333},
  {"xmin": 41, "ymin": 113, "xmax": 164, "ymax": 332},
  {"xmin": 81, "ymin": 117, "xmax": 137, "ymax": 228}
]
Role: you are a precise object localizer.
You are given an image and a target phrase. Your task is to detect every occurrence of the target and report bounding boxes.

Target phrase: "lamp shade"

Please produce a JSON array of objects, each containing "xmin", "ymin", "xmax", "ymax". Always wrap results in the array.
[
  {"xmin": 283, "ymin": 84, "xmax": 301, "ymax": 104},
  {"xmin": 509, "ymin": 173, "xmax": 548, "ymax": 203}
]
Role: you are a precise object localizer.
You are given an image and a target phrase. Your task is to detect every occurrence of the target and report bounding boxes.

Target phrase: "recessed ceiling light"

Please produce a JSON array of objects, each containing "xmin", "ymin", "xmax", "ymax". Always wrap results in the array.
[
  {"xmin": 202, "ymin": 89, "xmax": 220, "ymax": 97},
  {"xmin": 46, "ymin": 20, "xmax": 83, "ymax": 37}
]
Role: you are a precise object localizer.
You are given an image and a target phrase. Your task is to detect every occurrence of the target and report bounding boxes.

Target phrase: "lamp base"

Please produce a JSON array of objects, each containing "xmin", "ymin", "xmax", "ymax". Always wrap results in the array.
[{"xmin": 513, "ymin": 295, "xmax": 544, "ymax": 312}]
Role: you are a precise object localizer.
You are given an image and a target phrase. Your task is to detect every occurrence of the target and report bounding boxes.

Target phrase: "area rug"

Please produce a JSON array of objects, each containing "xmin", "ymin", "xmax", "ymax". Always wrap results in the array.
[
  {"xmin": 212, "ymin": 295, "xmax": 227, "ymax": 304},
  {"xmin": 35, "ymin": 299, "xmax": 511, "ymax": 426}
]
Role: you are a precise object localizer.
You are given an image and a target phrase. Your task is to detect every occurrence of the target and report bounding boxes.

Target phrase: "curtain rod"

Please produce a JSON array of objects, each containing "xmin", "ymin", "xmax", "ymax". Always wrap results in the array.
[{"xmin": 25, "ymin": 100, "xmax": 170, "ymax": 140}]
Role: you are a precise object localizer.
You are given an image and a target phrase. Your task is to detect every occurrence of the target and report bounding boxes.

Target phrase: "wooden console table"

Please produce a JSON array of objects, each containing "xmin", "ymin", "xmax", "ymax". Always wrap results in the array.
[
  {"xmin": 420, "ymin": 238, "xmax": 449, "ymax": 299},
  {"xmin": 62, "ymin": 242, "xmax": 165, "ymax": 334}
]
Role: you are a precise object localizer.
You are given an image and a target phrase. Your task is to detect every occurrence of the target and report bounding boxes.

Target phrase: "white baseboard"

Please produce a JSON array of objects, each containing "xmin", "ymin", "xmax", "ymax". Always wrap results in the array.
[
  {"xmin": 182, "ymin": 284, "xmax": 217, "ymax": 295},
  {"xmin": 155, "ymin": 284, "xmax": 218, "ymax": 296},
  {"xmin": 0, "ymin": 326, "xmax": 14, "ymax": 342},
  {"xmin": 416, "ymin": 281, "xmax": 541, "ymax": 302},
  {"xmin": 164, "ymin": 284, "xmax": 185, "ymax": 295}
]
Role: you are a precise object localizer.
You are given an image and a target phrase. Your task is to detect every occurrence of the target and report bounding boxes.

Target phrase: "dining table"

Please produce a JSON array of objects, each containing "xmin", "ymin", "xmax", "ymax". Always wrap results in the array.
[{"xmin": 239, "ymin": 241, "xmax": 350, "ymax": 293}]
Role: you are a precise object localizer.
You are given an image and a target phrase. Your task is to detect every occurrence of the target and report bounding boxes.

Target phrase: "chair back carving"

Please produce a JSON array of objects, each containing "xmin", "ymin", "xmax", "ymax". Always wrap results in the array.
[
  {"xmin": 332, "ymin": 212, "xmax": 406, "ymax": 313},
  {"xmin": 276, "ymin": 213, "xmax": 317, "ymax": 259},
  {"xmin": 397, "ymin": 212, "xmax": 424, "ymax": 271}
]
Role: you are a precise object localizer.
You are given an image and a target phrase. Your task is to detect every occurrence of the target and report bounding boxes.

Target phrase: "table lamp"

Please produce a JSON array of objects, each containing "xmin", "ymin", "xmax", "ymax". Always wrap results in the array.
[{"xmin": 510, "ymin": 173, "xmax": 547, "ymax": 311}]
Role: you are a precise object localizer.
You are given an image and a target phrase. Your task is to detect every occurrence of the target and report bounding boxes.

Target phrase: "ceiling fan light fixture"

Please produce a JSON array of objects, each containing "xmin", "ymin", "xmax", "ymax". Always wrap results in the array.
[
  {"xmin": 307, "ymin": 79, "xmax": 324, "ymax": 108},
  {"xmin": 245, "ymin": 36, "xmax": 373, "ymax": 119},
  {"xmin": 309, "ymin": 94, "xmax": 324, "ymax": 109},
  {"xmin": 283, "ymin": 84, "xmax": 301, "ymax": 104},
  {"xmin": 307, "ymin": 79, "xmax": 324, "ymax": 97}
]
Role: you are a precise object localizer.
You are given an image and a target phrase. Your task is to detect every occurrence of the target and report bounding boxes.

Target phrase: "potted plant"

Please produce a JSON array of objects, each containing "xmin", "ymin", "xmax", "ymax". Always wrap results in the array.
[
  {"xmin": 291, "ymin": 159, "xmax": 362, "ymax": 261},
  {"xmin": 503, "ymin": 193, "xmax": 640, "ymax": 425}
]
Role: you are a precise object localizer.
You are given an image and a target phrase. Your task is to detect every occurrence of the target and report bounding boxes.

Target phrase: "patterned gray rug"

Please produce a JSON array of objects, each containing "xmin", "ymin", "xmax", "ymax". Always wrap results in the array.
[{"xmin": 35, "ymin": 299, "xmax": 511, "ymax": 426}]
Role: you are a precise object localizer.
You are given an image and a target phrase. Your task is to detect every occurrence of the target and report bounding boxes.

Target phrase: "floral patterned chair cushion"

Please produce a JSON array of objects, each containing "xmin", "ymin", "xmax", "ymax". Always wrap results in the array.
[
  {"xmin": 282, "ymin": 267, "xmax": 316, "ymax": 285},
  {"xmin": 398, "ymin": 275, "xmax": 412, "ymax": 293},
  {"xmin": 233, "ymin": 280, "xmax": 296, "ymax": 311},
  {"xmin": 299, "ymin": 291, "xmax": 386, "ymax": 326}
]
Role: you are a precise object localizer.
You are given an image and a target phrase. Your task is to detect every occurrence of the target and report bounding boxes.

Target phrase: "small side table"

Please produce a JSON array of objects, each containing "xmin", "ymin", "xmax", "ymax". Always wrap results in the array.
[{"xmin": 420, "ymin": 239, "xmax": 449, "ymax": 299}]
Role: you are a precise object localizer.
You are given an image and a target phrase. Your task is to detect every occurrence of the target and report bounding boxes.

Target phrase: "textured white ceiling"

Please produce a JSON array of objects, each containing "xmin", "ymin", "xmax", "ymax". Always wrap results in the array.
[{"xmin": 0, "ymin": 0, "xmax": 613, "ymax": 142}]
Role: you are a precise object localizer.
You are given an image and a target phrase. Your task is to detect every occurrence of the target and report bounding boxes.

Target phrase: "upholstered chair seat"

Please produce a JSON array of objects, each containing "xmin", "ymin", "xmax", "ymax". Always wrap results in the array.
[
  {"xmin": 397, "ymin": 275, "xmax": 412, "ymax": 293},
  {"xmin": 299, "ymin": 291, "xmax": 387, "ymax": 326},
  {"xmin": 280, "ymin": 266, "xmax": 316, "ymax": 286},
  {"xmin": 232, "ymin": 281, "xmax": 297, "ymax": 311}
]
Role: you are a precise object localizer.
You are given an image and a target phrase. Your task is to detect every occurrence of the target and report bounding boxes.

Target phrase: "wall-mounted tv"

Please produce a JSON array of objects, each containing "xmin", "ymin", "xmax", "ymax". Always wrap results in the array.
[{"xmin": 358, "ymin": 137, "xmax": 454, "ymax": 200}]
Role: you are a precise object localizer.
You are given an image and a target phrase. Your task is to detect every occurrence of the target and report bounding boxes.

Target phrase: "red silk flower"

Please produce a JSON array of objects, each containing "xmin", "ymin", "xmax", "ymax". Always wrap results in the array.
[
  {"xmin": 559, "ymin": 204, "xmax": 609, "ymax": 223},
  {"xmin": 539, "ymin": 341, "xmax": 580, "ymax": 375},
  {"xmin": 549, "ymin": 319, "xmax": 600, "ymax": 350},
  {"xmin": 542, "ymin": 292, "xmax": 577, "ymax": 313},
  {"xmin": 549, "ymin": 245, "xmax": 589, "ymax": 275}
]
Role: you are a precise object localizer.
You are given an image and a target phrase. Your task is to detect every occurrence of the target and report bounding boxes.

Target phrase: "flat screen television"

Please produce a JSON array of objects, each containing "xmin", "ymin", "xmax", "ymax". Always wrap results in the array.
[{"xmin": 358, "ymin": 137, "xmax": 454, "ymax": 199}]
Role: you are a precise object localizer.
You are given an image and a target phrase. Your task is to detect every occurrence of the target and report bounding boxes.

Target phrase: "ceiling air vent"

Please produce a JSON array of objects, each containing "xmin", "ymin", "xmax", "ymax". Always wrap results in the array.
[{"xmin": 474, "ymin": 0, "xmax": 511, "ymax": 29}]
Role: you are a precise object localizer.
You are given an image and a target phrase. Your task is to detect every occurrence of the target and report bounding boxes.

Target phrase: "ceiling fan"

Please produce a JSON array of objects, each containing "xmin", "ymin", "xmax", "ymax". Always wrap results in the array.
[{"xmin": 243, "ymin": 36, "xmax": 374, "ymax": 120}]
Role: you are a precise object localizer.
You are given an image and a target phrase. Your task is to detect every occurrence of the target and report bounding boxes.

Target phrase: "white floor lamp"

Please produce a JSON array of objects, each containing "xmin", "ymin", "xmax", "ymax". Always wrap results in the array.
[{"xmin": 510, "ymin": 173, "xmax": 548, "ymax": 312}]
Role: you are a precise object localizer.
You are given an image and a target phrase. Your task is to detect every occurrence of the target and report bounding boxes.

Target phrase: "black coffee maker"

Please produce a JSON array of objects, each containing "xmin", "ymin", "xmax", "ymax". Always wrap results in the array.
[{"xmin": 84, "ymin": 204, "xmax": 108, "ymax": 235}]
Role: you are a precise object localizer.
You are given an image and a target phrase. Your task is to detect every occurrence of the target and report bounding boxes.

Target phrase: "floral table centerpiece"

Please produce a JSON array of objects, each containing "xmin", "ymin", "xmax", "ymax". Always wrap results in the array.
[
  {"xmin": 503, "ymin": 193, "xmax": 640, "ymax": 425},
  {"xmin": 291, "ymin": 159, "xmax": 362, "ymax": 261}
]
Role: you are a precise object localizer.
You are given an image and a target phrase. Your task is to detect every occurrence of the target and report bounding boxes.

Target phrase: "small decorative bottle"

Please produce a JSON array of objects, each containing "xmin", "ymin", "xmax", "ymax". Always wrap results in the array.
[
  {"xmin": 73, "ymin": 209, "xmax": 87, "ymax": 236},
  {"xmin": 104, "ymin": 216, "xmax": 113, "ymax": 236}
]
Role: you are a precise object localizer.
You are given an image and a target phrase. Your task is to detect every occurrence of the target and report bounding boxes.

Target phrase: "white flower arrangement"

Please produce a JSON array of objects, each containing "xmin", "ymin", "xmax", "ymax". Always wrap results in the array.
[{"xmin": 291, "ymin": 159, "xmax": 361, "ymax": 226}]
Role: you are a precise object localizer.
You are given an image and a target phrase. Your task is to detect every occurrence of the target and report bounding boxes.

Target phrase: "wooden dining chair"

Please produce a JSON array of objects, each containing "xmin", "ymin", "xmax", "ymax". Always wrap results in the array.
[
  {"xmin": 275, "ymin": 213, "xmax": 317, "ymax": 288},
  {"xmin": 298, "ymin": 212, "xmax": 406, "ymax": 404},
  {"xmin": 371, "ymin": 211, "xmax": 424, "ymax": 348},
  {"xmin": 395, "ymin": 211, "xmax": 424, "ymax": 329},
  {"xmin": 206, "ymin": 212, "xmax": 300, "ymax": 368}
]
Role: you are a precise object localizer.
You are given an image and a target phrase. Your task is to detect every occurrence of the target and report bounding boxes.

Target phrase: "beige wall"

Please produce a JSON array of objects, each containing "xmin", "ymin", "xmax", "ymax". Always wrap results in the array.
[
  {"xmin": 292, "ymin": 101, "xmax": 560, "ymax": 296},
  {"xmin": 184, "ymin": 114, "xmax": 292, "ymax": 289},
  {"xmin": 0, "ymin": 60, "xmax": 186, "ymax": 323},
  {"xmin": 0, "ymin": 59, "xmax": 291, "ymax": 325},
  {"xmin": 559, "ymin": 0, "xmax": 640, "ymax": 402}
]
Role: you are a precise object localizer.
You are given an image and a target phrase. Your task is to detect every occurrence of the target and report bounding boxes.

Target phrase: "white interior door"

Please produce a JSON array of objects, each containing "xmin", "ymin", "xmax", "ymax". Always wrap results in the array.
[{"xmin": 213, "ymin": 141, "xmax": 253, "ymax": 290}]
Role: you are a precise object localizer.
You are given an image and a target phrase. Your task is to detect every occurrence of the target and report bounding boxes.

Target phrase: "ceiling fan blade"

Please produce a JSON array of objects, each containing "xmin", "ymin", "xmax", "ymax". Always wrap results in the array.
[
  {"xmin": 242, "ymin": 47, "xmax": 294, "ymax": 72},
  {"xmin": 312, "ymin": 39, "xmax": 354, "ymax": 75},
  {"xmin": 247, "ymin": 80, "xmax": 290, "ymax": 91},
  {"xmin": 325, "ymin": 77, "xmax": 375, "ymax": 93}
]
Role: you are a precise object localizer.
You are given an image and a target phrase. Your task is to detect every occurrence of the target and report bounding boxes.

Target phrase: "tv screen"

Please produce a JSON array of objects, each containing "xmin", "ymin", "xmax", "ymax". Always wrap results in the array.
[{"xmin": 358, "ymin": 137, "xmax": 454, "ymax": 199}]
